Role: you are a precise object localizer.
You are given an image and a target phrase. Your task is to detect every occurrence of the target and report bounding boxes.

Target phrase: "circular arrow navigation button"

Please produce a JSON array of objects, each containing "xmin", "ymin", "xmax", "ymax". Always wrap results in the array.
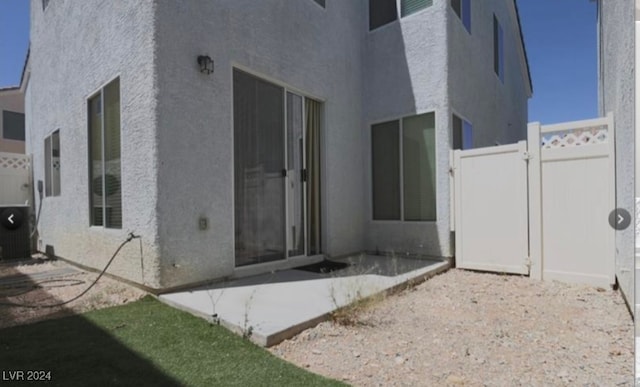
[
  {"xmin": 0, "ymin": 208, "xmax": 24, "ymax": 231},
  {"xmin": 608, "ymin": 208, "xmax": 631, "ymax": 231}
]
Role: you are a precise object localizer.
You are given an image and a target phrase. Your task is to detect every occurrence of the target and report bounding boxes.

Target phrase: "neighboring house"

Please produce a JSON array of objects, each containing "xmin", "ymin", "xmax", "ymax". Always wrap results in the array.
[
  {"xmin": 0, "ymin": 86, "xmax": 26, "ymax": 154},
  {"xmin": 596, "ymin": 0, "xmax": 635, "ymax": 311},
  {"xmin": 27, "ymin": 0, "xmax": 531, "ymax": 291}
]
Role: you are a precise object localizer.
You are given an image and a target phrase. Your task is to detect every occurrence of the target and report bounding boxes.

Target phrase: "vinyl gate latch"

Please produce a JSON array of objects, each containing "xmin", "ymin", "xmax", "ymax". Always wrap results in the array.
[
  {"xmin": 301, "ymin": 169, "xmax": 308, "ymax": 182},
  {"xmin": 522, "ymin": 151, "xmax": 533, "ymax": 161}
]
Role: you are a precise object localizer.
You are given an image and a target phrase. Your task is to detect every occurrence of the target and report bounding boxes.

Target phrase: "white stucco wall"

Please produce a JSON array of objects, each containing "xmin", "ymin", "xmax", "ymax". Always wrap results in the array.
[
  {"xmin": 599, "ymin": 0, "xmax": 635, "ymax": 308},
  {"xmin": 28, "ymin": 0, "xmax": 532, "ymax": 290},
  {"xmin": 363, "ymin": 1, "xmax": 452, "ymax": 258},
  {"xmin": 363, "ymin": 0, "xmax": 529, "ymax": 259},
  {"xmin": 447, "ymin": 0, "xmax": 529, "ymax": 148},
  {"xmin": 153, "ymin": 0, "xmax": 366, "ymax": 288},
  {"xmin": 27, "ymin": 0, "xmax": 162, "ymax": 288},
  {"xmin": 0, "ymin": 89, "xmax": 26, "ymax": 154}
]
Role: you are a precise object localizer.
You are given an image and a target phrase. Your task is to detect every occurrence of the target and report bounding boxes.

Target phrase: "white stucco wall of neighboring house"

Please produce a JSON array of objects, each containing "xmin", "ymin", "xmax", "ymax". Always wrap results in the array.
[
  {"xmin": 152, "ymin": 0, "xmax": 366, "ymax": 288},
  {"xmin": 447, "ymin": 0, "xmax": 530, "ymax": 148},
  {"xmin": 27, "ymin": 0, "xmax": 163, "ymax": 288},
  {"xmin": 599, "ymin": 0, "xmax": 635, "ymax": 309},
  {"xmin": 0, "ymin": 89, "xmax": 25, "ymax": 154}
]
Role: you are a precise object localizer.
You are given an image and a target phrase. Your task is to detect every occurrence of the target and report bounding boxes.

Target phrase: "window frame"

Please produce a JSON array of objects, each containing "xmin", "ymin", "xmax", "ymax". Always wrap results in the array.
[
  {"xmin": 87, "ymin": 77, "xmax": 122, "ymax": 229},
  {"xmin": 451, "ymin": 0, "xmax": 471, "ymax": 33},
  {"xmin": 2, "ymin": 110, "xmax": 25, "ymax": 141},
  {"xmin": 452, "ymin": 112, "xmax": 473, "ymax": 150},
  {"xmin": 369, "ymin": 0, "xmax": 433, "ymax": 32},
  {"xmin": 43, "ymin": 129, "xmax": 61, "ymax": 197},
  {"xmin": 370, "ymin": 111, "xmax": 437, "ymax": 222}
]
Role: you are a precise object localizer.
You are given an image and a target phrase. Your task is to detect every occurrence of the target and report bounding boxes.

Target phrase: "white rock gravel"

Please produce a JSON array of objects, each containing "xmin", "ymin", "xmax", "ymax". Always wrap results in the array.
[
  {"xmin": 0, "ymin": 259, "xmax": 146, "ymax": 329},
  {"xmin": 270, "ymin": 269, "xmax": 634, "ymax": 386}
]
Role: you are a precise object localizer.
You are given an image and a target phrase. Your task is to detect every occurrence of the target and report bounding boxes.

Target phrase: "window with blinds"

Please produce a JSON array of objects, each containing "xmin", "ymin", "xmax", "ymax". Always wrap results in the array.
[
  {"xmin": 43, "ymin": 130, "xmax": 61, "ymax": 197},
  {"xmin": 88, "ymin": 78, "xmax": 122, "ymax": 229},
  {"xmin": 401, "ymin": 0, "xmax": 432, "ymax": 18}
]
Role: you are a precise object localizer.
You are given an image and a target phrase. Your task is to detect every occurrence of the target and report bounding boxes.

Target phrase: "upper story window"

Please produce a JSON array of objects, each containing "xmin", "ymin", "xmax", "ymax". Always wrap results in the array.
[
  {"xmin": 493, "ymin": 14, "xmax": 505, "ymax": 82},
  {"xmin": 451, "ymin": 0, "xmax": 471, "ymax": 33},
  {"xmin": 2, "ymin": 111, "xmax": 25, "ymax": 141},
  {"xmin": 42, "ymin": 0, "xmax": 50, "ymax": 11},
  {"xmin": 401, "ymin": 0, "xmax": 433, "ymax": 17},
  {"xmin": 312, "ymin": 0, "xmax": 325, "ymax": 8},
  {"xmin": 452, "ymin": 114, "xmax": 473, "ymax": 150},
  {"xmin": 369, "ymin": 0, "xmax": 432, "ymax": 31}
]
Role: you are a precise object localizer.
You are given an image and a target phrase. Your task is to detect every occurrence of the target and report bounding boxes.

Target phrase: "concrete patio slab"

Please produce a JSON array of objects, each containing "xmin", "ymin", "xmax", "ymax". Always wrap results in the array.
[{"xmin": 159, "ymin": 255, "xmax": 450, "ymax": 347}]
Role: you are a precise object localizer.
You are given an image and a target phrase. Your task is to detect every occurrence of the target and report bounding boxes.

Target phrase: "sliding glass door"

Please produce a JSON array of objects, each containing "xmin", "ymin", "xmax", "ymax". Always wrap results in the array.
[
  {"xmin": 234, "ymin": 70, "xmax": 286, "ymax": 266},
  {"xmin": 233, "ymin": 69, "xmax": 322, "ymax": 266}
]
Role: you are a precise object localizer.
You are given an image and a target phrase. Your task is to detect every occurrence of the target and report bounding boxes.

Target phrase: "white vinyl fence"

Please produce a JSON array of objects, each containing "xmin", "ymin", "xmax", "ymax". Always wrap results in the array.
[
  {"xmin": 0, "ymin": 152, "xmax": 31, "ymax": 206},
  {"xmin": 453, "ymin": 113, "xmax": 616, "ymax": 287}
]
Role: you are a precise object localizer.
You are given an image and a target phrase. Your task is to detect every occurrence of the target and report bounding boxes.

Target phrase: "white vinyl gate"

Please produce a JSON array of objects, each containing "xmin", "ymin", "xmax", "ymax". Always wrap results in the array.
[
  {"xmin": 453, "ymin": 113, "xmax": 616, "ymax": 287},
  {"xmin": 0, "ymin": 152, "xmax": 31, "ymax": 206}
]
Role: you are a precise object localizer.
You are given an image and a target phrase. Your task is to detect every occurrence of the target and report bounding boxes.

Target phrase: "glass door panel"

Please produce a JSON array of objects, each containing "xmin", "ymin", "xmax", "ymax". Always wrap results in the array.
[{"xmin": 233, "ymin": 69, "xmax": 286, "ymax": 266}]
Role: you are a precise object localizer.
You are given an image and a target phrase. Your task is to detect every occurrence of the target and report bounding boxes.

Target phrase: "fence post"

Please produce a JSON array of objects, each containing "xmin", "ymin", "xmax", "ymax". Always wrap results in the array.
[{"xmin": 527, "ymin": 122, "xmax": 543, "ymax": 280}]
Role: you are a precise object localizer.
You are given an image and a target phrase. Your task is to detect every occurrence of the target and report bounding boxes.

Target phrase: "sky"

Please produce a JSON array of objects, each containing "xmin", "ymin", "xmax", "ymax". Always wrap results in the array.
[
  {"xmin": 517, "ymin": 0, "xmax": 599, "ymax": 124},
  {"xmin": 0, "ymin": 1, "xmax": 599, "ymax": 124},
  {"xmin": 0, "ymin": 0, "xmax": 29, "ymax": 88}
]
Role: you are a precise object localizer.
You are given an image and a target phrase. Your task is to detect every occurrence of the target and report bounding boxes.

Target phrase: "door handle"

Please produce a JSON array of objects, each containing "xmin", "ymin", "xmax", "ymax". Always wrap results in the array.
[{"xmin": 281, "ymin": 169, "xmax": 287, "ymax": 177}]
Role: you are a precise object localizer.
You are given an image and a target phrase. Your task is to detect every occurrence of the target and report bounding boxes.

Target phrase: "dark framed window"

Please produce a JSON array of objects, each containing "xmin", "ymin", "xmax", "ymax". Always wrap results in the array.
[
  {"xmin": 42, "ymin": 0, "xmax": 50, "ymax": 11},
  {"xmin": 88, "ymin": 78, "xmax": 122, "ymax": 228},
  {"xmin": 452, "ymin": 114, "xmax": 473, "ymax": 150},
  {"xmin": 369, "ymin": 0, "xmax": 397, "ymax": 30},
  {"xmin": 372, "ymin": 112, "xmax": 436, "ymax": 221},
  {"xmin": 451, "ymin": 0, "xmax": 471, "ymax": 33},
  {"xmin": 313, "ymin": 0, "xmax": 325, "ymax": 8},
  {"xmin": 44, "ymin": 130, "xmax": 61, "ymax": 197},
  {"xmin": 2, "ymin": 111, "xmax": 25, "ymax": 141}
]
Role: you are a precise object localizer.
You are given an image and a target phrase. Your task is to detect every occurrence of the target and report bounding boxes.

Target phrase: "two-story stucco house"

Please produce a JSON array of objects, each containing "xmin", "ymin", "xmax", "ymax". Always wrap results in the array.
[
  {"xmin": 0, "ymin": 84, "xmax": 26, "ymax": 155},
  {"xmin": 26, "ymin": 0, "xmax": 531, "ymax": 291}
]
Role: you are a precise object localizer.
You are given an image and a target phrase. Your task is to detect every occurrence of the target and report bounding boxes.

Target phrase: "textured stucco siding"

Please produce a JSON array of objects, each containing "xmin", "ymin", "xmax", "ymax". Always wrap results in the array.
[
  {"xmin": 599, "ymin": 0, "xmax": 635, "ymax": 308},
  {"xmin": 447, "ymin": 0, "xmax": 529, "ymax": 148},
  {"xmin": 153, "ymin": 0, "xmax": 366, "ymax": 287},
  {"xmin": 27, "ymin": 1, "xmax": 162, "ymax": 288},
  {"xmin": 363, "ymin": 1, "xmax": 452, "ymax": 258},
  {"xmin": 0, "ymin": 90, "xmax": 26, "ymax": 154}
]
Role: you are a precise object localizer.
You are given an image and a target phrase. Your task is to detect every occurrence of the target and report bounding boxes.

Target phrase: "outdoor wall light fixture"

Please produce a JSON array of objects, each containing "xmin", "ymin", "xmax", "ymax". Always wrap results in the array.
[{"xmin": 197, "ymin": 55, "xmax": 214, "ymax": 75}]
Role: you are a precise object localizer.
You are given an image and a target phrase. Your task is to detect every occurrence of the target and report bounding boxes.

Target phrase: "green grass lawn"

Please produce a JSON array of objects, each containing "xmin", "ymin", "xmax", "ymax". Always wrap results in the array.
[{"xmin": 0, "ymin": 296, "xmax": 345, "ymax": 386}]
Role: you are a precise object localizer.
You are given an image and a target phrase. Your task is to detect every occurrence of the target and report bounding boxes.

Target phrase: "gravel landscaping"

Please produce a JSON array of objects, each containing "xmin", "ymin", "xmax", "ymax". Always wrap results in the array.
[
  {"xmin": 0, "ymin": 258, "xmax": 146, "ymax": 329},
  {"xmin": 270, "ymin": 269, "xmax": 634, "ymax": 386}
]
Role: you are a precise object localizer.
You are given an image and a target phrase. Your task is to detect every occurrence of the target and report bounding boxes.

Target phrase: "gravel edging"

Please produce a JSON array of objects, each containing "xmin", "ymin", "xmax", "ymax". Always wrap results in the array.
[{"xmin": 270, "ymin": 269, "xmax": 633, "ymax": 386}]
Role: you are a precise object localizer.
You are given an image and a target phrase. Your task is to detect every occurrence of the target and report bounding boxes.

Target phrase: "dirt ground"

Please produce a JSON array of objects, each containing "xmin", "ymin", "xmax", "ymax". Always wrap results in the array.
[
  {"xmin": 270, "ymin": 269, "xmax": 634, "ymax": 386},
  {"xmin": 0, "ymin": 257, "xmax": 146, "ymax": 329}
]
